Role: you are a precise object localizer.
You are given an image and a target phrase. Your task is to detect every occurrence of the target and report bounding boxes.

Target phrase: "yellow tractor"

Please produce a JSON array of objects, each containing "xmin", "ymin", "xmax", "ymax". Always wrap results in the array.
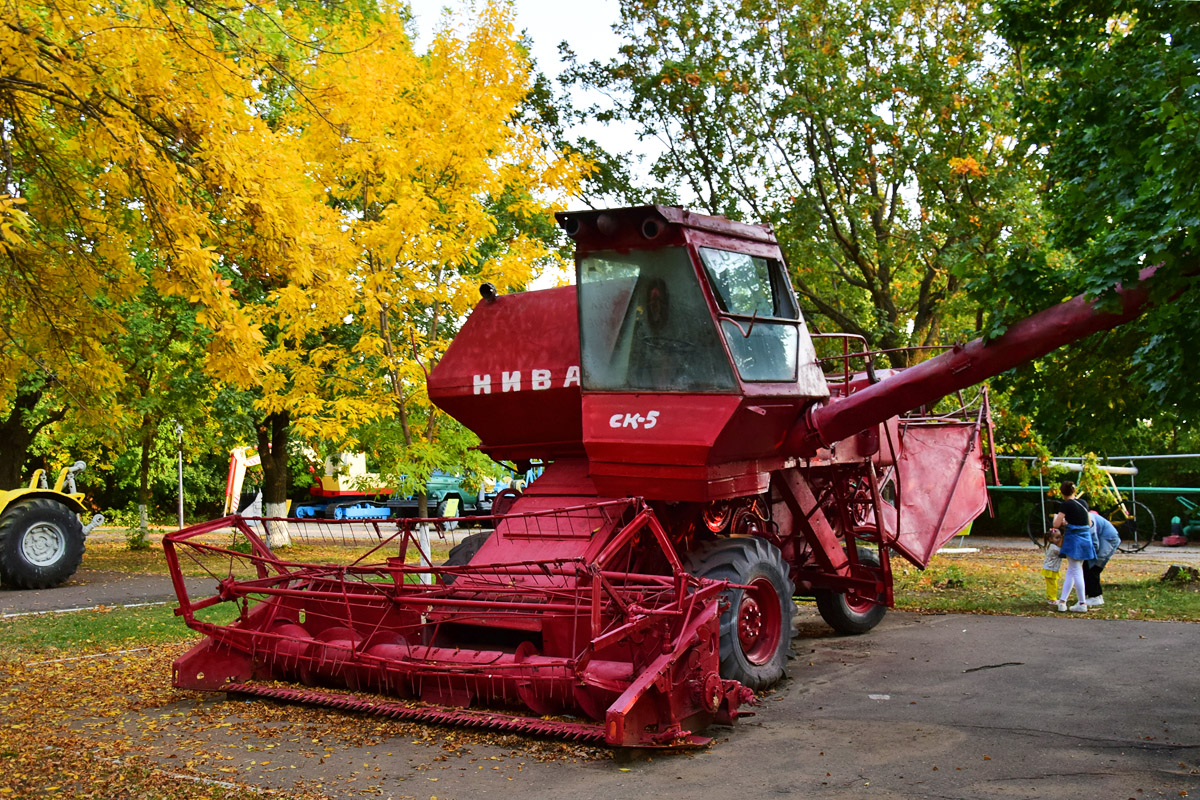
[{"xmin": 0, "ymin": 461, "xmax": 104, "ymax": 589}]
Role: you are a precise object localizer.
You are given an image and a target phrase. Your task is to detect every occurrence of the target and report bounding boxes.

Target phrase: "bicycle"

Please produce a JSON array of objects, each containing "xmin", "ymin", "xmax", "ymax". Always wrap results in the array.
[{"xmin": 1026, "ymin": 489, "xmax": 1156, "ymax": 553}]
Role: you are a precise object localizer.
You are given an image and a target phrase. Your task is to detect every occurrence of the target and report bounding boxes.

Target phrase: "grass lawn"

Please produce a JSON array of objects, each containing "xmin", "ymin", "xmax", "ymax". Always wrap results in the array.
[
  {"xmin": 83, "ymin": 530, "xmax": 459, "ymax": 575},
  {"xmin": 892, "ymin": 545, "xmax": 1200, "ymax": 621},
  {"xmin": 7, "ymin": 534, "xmax": 1196, "ymax": 663},
  {"xmin": 2, "ymin": 530, "xmax": 462, "ymax": 660}
]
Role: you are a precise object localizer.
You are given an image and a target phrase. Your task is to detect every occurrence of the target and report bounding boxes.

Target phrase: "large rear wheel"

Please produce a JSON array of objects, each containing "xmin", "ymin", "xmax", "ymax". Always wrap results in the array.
[
  {"xmin": 0, "ymin": 498, "xmax": 86, "ymax": 589},
  {"xmin": 815, "ymin": 546, "xmax": 887, "ymax": 634},
  {"xmin": 436, "ymin": 498, "xmax": 460, "ymax": 531},
  {"xmin": 441, "ymin": 531, "xmax": 491, "ymax": 584},
  {"xmin": 684, "ymin": 537, "xmax": 796, "ymax": 691}
]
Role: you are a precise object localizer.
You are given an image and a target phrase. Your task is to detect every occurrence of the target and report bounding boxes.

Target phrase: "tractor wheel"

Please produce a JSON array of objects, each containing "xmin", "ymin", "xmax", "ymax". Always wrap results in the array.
[
  {"xmin": 684, "ymin": 537, "xmax": 796, "ymax": 691},
  {"xmin": 815, "ymin": 546, "xmax": 887, "ymax": 634},
  {"xmin": 441, "ymin": 532, "xmax": 491, "ymax": 584},
  {"xmin": 436, "ymin": 498, "xmax": 460, "ymax": 531},
  {"xmin": 0, "ymin": 498, "xmax": 87, "ymax": 590}
]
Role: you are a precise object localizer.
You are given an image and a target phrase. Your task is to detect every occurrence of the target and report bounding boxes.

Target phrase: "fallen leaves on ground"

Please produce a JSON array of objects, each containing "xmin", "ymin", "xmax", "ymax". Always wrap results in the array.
[{"xmin": 0, "ymin": 641, "xmax": 608, "ymax": 798}]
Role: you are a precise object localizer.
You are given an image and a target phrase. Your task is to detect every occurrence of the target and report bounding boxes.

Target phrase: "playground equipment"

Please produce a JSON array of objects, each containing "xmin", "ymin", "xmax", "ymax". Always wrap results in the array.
[
  {"xmin": 1165, "ymin": 496, "xmax": 1200, "ymax": 546},
  {"xmin": 1024, "ymin": 461, "xmax": 1155, "ymax": 552}
]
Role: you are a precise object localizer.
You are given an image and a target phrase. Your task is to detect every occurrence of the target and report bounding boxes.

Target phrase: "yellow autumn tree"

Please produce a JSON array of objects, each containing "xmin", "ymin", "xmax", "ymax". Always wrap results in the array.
[
  {"xmin": 2, "ymin": 0, "xmax": 586, "ymax": 530},
  {"xmin": 298, "ymin": 1, "xmax": 589, "ymax": 509},
  {"xmin": 0, "ymin": 0, "xmax": 364, "ymax": 492}
]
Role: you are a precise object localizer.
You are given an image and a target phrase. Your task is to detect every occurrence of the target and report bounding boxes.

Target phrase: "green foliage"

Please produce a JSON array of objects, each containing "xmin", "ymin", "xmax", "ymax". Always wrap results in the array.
[
  {"xmin": 98, "ymin": 506, "xmax": 139, "ymax": 530},
  {"xmin": 95, "ymin": 507, "xmax": 151, "ymax": 551},
  {"xmin": 935, "ymin": 563, "xmax": 967, "ymax": 589},
  {"xmin": 355, "ymin": 411, "xmax": 507, "ymax": 507},
  {"xmin": 1000, "ymin": 0, "xmax": 1199, "ymax": 277},
  {"xmin": 563, "ymin": 0, "xmax": 1041, "ymax": 363},
  {"xmin": 997, "ymin": 0, "xmax": 1200, "ymax": 415},
  {"xmin": 1161, "ymin": 564, "xmax": 1200, "ymax": 585},
  {"xmin": 287, "ymin": 449, "xmax": 319, "ymax": 494},
  {"xmin": 124, "ymin": 526, "xmax": 152, "ymax": 552},
  {"xmin": 1077, "ymin": 452, "xmax": 1121, "ymax": 510},
  {"xmin": 227, "ymin": 534, "xmax": 255, "ymax": 555},
  {"xmin": 987, "ymin": 303, "xmax": 1194, "ymax": 463}
]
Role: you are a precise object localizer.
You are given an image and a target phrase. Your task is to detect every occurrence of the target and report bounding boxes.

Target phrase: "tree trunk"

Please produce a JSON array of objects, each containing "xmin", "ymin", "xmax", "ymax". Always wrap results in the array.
[
  {"xmin": 256, "ymin": 411, "xmax": 291, "ymax": 547},
  {"xmin": 138, "ymin": 414, "xmax": 153, "ymax": 531},
  {"xmin": 0, "ymin": 389, "xmax": 62, "ymax": 488},
  {"xmin": 0, "ymin": 406, "xmax": 36, "ymax": 489}
]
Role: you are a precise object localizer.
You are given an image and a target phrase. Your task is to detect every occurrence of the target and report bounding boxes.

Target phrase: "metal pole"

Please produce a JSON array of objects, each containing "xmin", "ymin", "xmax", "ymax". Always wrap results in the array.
[
  {"xmin": 1038, "ymin": 468, "xmax": 1045, "ymax": 529},
  {"xmin": 1129, "ymin": 460, "xmax": 1137, "ymax": 509},
  {"xmin": 417, "ymin": 523, "xmax": 432, "ymax": 585},
  {"xmin": 996, "ymin": 454, "xmax": 1200, "ymax": 460},
  {"xmin": 1105, "ymin": 454, "xmax": 1200, "ymax": 461},
  {"xmin": 176, "ymin": 422, "xmax": 185, "ymax": 529}
]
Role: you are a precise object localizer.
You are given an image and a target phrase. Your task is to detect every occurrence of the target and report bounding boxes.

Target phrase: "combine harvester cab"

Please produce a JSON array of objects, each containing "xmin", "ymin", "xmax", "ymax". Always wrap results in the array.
[{"xmin": 166, "ymin": 205, "xmax": 1156, "ymax": 747}]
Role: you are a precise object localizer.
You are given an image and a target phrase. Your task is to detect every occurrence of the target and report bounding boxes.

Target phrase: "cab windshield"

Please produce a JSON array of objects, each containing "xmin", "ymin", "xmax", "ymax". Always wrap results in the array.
[
  {"xmin": 578, "ymin": 248, "xmax": 737, "ymax": 392},
  {"xmin": 698, "ymin": 247, "xmax": 801, "ymax": 383}
]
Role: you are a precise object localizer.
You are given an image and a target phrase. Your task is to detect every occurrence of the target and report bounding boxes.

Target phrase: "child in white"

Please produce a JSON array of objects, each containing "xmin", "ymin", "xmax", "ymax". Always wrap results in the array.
[{"xmin": 1041, "ymin": 528, "xmax": 1064, "ymax": 604}]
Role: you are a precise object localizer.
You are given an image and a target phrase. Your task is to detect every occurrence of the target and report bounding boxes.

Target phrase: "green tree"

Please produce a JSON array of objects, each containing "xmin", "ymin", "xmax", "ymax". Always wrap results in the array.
[
  {"xmin": 0, "ymin": 0, "xmax": 375, "ymax": 530},
  {"xmin": 564, "ymin": 0, "xmax": 1041, "ymax": 361},
  {"xmin": 991, "ymin": 0, "xmax": 1199, "ymax": 452},
  {"xmin": 1, "ymin": 0, "xmax": 584, "ymax": 537},
  {"xmin": 300, "ymin": 2, "xmax": 586, "ymax": 514},
  {"xmin": 112, "ymin": 284, "xmax": 215, "ymax": 530}
]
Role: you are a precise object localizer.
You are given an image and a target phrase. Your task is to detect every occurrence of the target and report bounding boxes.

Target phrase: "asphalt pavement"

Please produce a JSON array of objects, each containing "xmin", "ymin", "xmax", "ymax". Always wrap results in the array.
[
  {"xmin": 516, "ymin": 608, "xmax": 1200, "ymax": 799},
  {"xmin": 0, "ymin": 569, "xmax": 212, "ymax": 617},
  {"xmin": 3, "ymin": 544, "xmax": 1198, "ymax": 798},
  {"xmin": 91, "ymin": 608, "xmax": 1195, "ymax": 799}
]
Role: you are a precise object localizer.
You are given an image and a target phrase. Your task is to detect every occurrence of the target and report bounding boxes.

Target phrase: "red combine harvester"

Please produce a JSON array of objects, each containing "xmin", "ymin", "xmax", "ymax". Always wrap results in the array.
[{"xmin": 164, "ymin": 206, "xmax": 1154, "ymax": 747}]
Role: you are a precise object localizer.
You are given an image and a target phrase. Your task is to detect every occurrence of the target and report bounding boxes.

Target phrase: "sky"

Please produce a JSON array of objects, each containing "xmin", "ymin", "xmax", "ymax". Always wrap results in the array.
[
  {"xmin": 404, "ymin": 0, "xmax": 624, "ymax": 81},
  {"xmin": 403, "ymin": 0, "xmax": 643, "ymax": 167}
]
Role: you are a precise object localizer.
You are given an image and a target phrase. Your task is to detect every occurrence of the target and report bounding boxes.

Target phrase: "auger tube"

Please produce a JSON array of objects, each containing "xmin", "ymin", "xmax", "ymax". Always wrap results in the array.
[{"xmin": 786, "ymin": 265, "xmax": 1158, "ymax": 456}]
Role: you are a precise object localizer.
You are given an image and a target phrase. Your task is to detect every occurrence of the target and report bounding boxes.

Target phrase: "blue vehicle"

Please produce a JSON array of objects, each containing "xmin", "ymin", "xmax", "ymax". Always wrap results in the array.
[{"xmin": 292, "ymin": 471, "xmax": 487, "ymax": 521}]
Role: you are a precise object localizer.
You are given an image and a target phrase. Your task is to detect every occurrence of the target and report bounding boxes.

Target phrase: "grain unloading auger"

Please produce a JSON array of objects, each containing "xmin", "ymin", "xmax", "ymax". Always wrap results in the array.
[{"xmin": 165, "ymin": 205, "xmax": 1155, "ymax": 747}]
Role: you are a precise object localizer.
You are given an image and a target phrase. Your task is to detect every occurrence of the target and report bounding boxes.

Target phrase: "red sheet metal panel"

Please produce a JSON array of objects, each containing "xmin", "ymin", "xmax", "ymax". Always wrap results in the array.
[
  {"xmin": 880, "ymin": 422, "xmax": 989, "ymax": 567},
  {"xmin": 428, "ymin": 286, "xmax": 584, "ymax": 461},
  {"xmin": 582, "ymin": 393, "xmax": 785, "ymax": 501}
]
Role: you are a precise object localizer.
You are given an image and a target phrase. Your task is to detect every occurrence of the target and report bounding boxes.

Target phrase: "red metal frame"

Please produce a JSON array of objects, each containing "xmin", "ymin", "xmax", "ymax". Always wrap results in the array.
[{"xmin": 164, "ymin": 503, "xmax": 753, "ymax": 748}]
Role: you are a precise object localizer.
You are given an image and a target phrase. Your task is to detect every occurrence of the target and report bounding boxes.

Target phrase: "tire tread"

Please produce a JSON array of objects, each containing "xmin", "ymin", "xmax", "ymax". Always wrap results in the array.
[
  {"xmin": 0, "ymin": 498, "xmax": 87, "ymax": 590},
  {"xmin": 814, "ymin": 546, "xmax": 887, "ymax": 635},
  {"xmin": 684, "ymin": 537, "xmax": 796, "ymax": 691}
]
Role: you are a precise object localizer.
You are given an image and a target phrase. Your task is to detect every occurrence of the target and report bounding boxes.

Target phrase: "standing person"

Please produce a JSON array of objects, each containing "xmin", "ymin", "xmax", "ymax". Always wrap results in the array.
[
  {"xmin": 1040, "ymin": 528, "xmax": 1064, "ymax": 605},
  {"xmin": 1052, "ymin": 481, "xmax": 1097, "ymax": 612},
  {"xmin": 1085, "ymin": 509, "xmax": 1122, "ymax": 606}
]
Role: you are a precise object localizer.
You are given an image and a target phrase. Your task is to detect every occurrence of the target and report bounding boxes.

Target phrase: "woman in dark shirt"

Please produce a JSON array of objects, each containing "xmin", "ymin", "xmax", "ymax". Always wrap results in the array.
[{"xmin": 1051, "ymin": 481, "xmax": 1097, "ymax": 611}]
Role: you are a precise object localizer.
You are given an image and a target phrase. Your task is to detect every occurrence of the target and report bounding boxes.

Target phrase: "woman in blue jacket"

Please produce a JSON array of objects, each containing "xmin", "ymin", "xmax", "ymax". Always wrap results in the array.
[{"xmin": 1085, "ymin": 510, "xmax": 1122, "ymax": 607}]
